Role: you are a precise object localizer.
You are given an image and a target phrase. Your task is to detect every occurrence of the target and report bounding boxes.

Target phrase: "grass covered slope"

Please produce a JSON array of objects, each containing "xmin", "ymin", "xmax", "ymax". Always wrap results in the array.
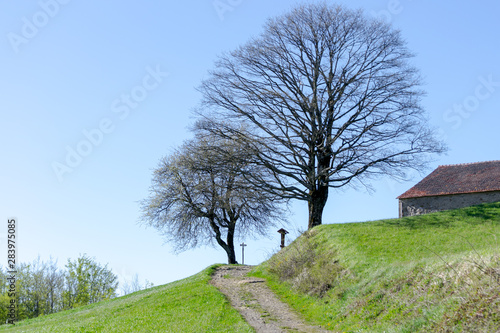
[
  {"xmin": 2, "ymin": 203, "xmax": 499, "ymax": 332},
  {"xmin": 253, "ymin": 202, "xmax": 500, "ymax": 332},
  {"xmin": 0, "ymin": 265, "xmax": 253, "ymax": 333}
]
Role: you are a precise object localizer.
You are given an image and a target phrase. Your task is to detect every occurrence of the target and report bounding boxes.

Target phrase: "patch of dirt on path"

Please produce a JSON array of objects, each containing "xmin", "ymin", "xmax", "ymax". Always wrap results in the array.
[{"xmin": 211, "ymin": 265, "xmax": 331, "ymax": 333}]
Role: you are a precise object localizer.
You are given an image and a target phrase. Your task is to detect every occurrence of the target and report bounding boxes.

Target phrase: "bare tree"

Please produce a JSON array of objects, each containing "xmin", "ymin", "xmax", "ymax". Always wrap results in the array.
[
  {"xmin": 140, "ymin": 131, "xmax": 287, "ymax": 264},
  {"xmin": 121, "ymin": 273, "xmax": 151, "ymax": 296},
  {"xmin": 40, "ymin": 258, "xmax": 64, "ymax": 315},
  {"xmin": 197, "ymin": 3, "xmax": 446, "ymax": 229}
]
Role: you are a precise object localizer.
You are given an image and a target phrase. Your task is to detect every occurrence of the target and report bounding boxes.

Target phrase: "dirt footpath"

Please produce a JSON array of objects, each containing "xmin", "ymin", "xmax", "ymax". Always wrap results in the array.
[{"xmin": 211, "ymin": 265, "xmax": 330, "ymax": 333}]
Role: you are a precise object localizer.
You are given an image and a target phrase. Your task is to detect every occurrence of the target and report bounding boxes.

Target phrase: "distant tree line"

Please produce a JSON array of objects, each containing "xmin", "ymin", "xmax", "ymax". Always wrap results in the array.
[
  {"xmin": 120, "ymin": 273, "xmax": 154, "ymax": 297},
  {"xmin": 0, "ymin": 255, "xmax": 118, "ymax": 324}
]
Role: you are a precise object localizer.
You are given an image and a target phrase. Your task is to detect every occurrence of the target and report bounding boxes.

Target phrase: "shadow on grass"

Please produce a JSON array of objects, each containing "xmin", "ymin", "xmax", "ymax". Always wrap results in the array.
[
  {"xmin": 452, "ymin": 202, "xmax": 500, "ymax": 222},
  {"xmin": 381, "ymin": 213, "xmax": 453, "ymax": 229},
  {"xmin": 380, "ymin": 202, "xmax": 500, "ymax": 230}
]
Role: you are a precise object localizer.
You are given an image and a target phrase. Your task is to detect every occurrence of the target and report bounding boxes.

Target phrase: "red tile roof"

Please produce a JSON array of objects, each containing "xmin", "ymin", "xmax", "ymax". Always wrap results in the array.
[{"xmin": 397, "ymin": 160, "xmax": 500, "ymax": 199}]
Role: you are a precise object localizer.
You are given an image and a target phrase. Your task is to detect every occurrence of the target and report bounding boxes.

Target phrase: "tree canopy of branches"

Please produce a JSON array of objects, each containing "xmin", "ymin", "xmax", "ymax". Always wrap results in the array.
[
  {"xmin": 197, "ymin": 3, "xmax": 446, "ymax": 229},
  {"xmin": 140, "ymin": 132, "xmax": 286, "ymax": 264}
]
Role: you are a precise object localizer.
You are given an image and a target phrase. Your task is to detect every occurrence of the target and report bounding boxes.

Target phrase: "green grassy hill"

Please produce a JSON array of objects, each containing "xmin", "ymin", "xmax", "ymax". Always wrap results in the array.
[
  {"xmin": 253, "ymin": 201, "xmax": 500, "ymax": 332},
  {"xmin": 2, "ymin": 202, "xmax": 499, "ymax": 332},
  {"xmin": 0, "ymin": 266, "xmax": 253, "ymax": 333}
]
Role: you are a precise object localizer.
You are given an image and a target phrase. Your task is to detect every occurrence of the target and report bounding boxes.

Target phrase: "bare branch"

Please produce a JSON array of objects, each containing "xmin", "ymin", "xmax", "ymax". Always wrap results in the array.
[
  {"xmin": 140, "ymin": 130, "xmax": 288, "ymax": 263},
  {"xmin": 197, "ymin": 3, "xmax": 446, "ymax": 228}
]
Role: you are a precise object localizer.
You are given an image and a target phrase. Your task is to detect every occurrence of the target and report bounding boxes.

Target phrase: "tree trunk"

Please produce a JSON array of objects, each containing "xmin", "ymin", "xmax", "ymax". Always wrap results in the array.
[
  {"xmin": 308, "ymin": 184, "xmax": 328, "ymax": 229},
  {"xmin": 214, "ymin": 236, "xmax": 238, "ymax": 264},
  {"xmin": 225, "ymin": 246, "xmax": 237, "ymax": 264},
  {"xmin": 214, "ymin": 236, "xmax": 237, "ymax": 264},
  {"xmin": 225, "ymin": 224, "xmax": 238, "ymax": 264},
  {"xmin": 210, "ymin": 216, "xmax": 238, "ymax": 264}
]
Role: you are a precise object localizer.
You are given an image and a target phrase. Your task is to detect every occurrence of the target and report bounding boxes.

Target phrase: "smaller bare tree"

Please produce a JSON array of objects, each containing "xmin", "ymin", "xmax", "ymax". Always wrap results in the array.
[
  {"xmin": 121, "ymin": 273, "xmax": 153, "ymax": 296},
  {"xmin": 140, "ymin": 131, "xmax": 287, "ymax": 264}
]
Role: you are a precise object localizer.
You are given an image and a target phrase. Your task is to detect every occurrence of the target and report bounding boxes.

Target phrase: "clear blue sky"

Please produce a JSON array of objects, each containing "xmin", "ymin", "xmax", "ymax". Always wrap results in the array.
[{"xmin": 1, "ymin": 0, "xmax": 499, "ymax": 288}]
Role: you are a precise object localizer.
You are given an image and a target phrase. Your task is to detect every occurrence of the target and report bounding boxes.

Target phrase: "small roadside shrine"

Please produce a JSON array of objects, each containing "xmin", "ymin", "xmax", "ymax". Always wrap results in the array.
[{"xmin": 277, "ymin": 228, "xmax": 289, "ymax": 249}]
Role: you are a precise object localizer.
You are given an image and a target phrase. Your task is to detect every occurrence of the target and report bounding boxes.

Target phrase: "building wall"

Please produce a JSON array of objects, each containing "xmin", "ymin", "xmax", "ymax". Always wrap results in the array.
[{"xmin": 399, "ymin": 191, "xmax": 500, "ymax": 217}]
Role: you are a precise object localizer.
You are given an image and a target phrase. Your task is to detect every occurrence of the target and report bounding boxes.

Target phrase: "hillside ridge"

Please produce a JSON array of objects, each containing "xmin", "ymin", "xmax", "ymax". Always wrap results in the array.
[
  {"xmin": 252, "ymin": 202, "xmax": 500, "ymax": 332},
  {"xmin": 1, "ymin": 202, "xmax": 499, "ymax": 332}
]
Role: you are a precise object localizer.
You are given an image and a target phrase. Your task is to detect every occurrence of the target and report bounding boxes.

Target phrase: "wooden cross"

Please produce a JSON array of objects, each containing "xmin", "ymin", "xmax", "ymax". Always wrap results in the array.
[{"xmin": 240, "ymin": 242, "xmax": 247, "ymax": 265}]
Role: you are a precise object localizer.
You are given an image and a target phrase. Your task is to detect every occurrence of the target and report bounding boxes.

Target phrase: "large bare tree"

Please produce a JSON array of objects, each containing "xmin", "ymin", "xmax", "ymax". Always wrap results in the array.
[
  {"xmin": 197, "ymin": 3, "xmax": 446, "ymax": 229},
  {"xmin": 140, "ymin": 132, "xmax": 286, "ymax": 264}
]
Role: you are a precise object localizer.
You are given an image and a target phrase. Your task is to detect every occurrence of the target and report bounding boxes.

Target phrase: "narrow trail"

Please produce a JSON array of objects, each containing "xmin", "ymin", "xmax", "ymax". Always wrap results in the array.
[{"xmin": 211, "ymin": 265, "xmax": 330, "ymax": 333}]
